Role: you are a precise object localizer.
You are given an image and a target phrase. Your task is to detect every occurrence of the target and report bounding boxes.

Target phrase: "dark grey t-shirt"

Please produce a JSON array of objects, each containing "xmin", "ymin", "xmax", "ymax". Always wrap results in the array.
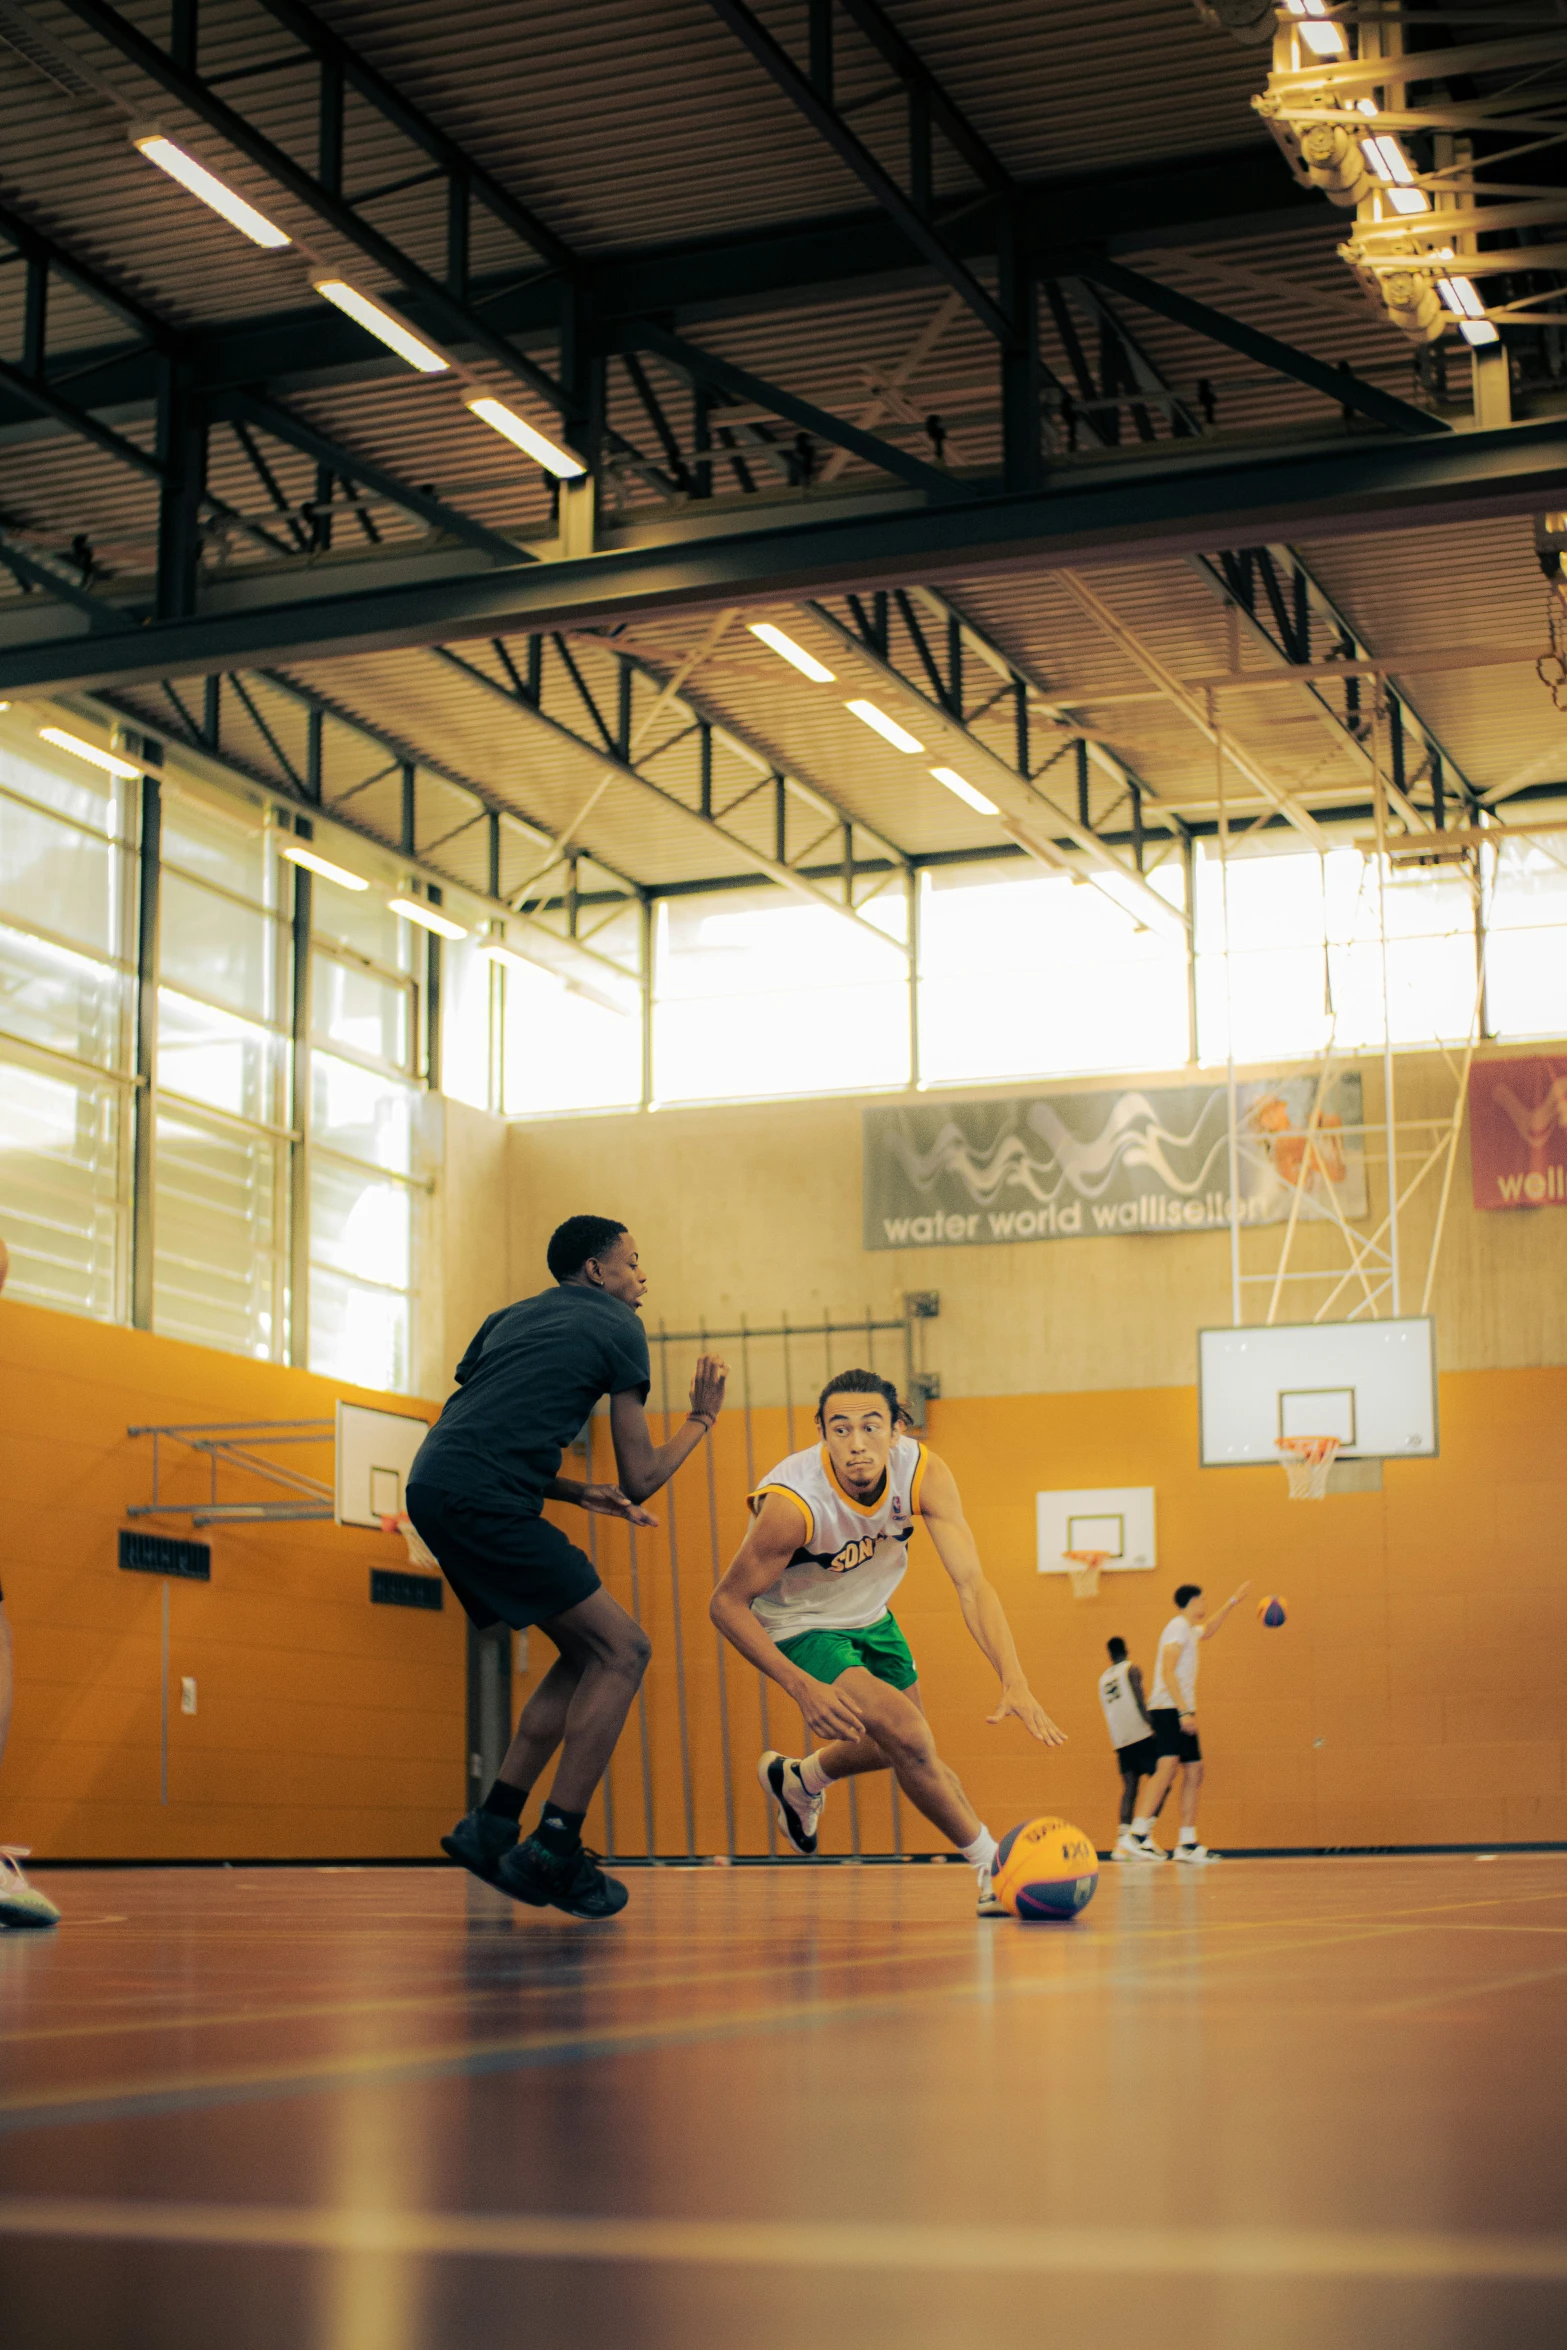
[{"xmin": 409, "ymin": 1285, "xmax": 650, "ymax": 1512}]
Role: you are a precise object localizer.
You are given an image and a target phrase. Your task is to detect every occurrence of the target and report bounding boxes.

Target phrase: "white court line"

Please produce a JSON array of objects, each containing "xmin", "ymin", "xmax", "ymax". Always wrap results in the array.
[{"xmin": 0, "ymin": 2198, "xmax": 1565, "ymax": 2282}]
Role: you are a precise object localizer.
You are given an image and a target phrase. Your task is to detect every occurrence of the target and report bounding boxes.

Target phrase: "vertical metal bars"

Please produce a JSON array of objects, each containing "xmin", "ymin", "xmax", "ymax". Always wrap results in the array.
[
  {"xmin": 657, "ymin": 1326, "xmax": 697, "ymax": 1858},
  {"xmin": 130, "ymin": 767, "xmax": 160, "ymax": 1330}
]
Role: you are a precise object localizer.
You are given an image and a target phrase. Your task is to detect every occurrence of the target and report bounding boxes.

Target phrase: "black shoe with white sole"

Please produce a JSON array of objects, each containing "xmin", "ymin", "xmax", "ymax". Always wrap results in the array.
[{"xmin": 757, "ymin": 1751, "xmax": 823, "ymax": 1856}]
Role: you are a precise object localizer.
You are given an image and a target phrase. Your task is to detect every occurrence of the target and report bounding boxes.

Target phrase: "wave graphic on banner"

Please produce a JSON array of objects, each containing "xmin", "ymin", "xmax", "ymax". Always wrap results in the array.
[{"xmin": 887, "ymin": 1093, "xmax": 1231, "ymax": 1207}]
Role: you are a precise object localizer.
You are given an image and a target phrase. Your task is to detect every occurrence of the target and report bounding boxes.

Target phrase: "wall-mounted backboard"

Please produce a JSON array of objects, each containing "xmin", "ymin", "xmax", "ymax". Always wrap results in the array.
[
  {"xmin": 1038, "ymin": 1487, "xmax": 1157, "ymax": 1574},
  {"xmin": 334, "ymin": 1401, "xmax": 432, "ymax": 1527},
  {"xmin": 1197, "ymin": 1318, "xmax": 1437, "ymax": 1466}
]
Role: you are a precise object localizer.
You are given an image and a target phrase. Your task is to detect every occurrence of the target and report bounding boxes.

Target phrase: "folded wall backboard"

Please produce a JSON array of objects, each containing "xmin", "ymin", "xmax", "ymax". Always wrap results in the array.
[{"xmin": 334, "ymin": 1400, "xmax": 433, "ymax": 1527}]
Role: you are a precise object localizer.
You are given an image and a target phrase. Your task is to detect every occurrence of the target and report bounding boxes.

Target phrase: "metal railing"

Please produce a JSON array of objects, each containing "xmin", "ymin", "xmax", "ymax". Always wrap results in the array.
[{"xmin": 126, "ymin": 1420, "xmax": 334, "ymax": 1525}]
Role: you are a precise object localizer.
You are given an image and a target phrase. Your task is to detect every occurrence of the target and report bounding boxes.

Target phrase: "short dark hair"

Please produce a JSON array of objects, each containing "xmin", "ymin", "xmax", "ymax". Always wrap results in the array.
[
  {"xmin": 547, "ymin": 1215, "xmax": 628, "ymax": 1282},
  {"xmin": 815, "ymin": 1367, "xmax": 911, "ymax": 1431},
  {"xmin": 1107, "ymin": 1636, "xmax": 1127, "ymax": 1662},
  {"xmin": 1174, "ymin": 1583, "xmax": 1202, "ymax": 1609}
]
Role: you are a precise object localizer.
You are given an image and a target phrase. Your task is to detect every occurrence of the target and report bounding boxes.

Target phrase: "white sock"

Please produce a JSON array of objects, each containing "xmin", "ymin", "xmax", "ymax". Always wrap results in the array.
[
  {"xmin": 797, "ymin": 1752, "xmax": 831, "ymax": 1798},
  {"xmin": 1132, "ymin": 1817, "xmax": 1155, "ymax": 1839},
  {"xmin": 959, "ymin": 1826, "xmax": 999, "ymax": 1876},
  {"xmin": 1179, "ymin": 1827, "xmax": 1198, "ymax": 1845}
]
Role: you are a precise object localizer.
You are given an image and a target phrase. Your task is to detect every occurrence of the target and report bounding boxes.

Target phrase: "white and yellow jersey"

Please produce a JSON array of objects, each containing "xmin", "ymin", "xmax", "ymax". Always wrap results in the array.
[{"xmin": 747, "ymin": 1436, "xmax": 927, "ymax": 1638}]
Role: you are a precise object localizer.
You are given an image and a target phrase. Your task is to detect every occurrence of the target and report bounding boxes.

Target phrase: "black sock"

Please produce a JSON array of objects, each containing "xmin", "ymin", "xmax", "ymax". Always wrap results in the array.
[
  {"xmin": 535, "ymin": 1804, "xmax": 586, "ymax": 1856},
  {"xmin": 481, "ymin": 1779, "xmax": 527, "ymax": 1823}
]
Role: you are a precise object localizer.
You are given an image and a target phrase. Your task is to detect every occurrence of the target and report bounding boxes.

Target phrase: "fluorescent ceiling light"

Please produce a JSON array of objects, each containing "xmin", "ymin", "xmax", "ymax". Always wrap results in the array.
[
  {"xmin": 313, "ymin": 281, "xmax": 448, "ymax": 373},
  {"xmin": 1439, "ymin": 275, "xmax": 1486, "ymax": 321},
  {"xmin": 1459, "ymin": 319, "xmax": 1500, "ymax": 347},
  {"xmin": 38, "ymin": 725, "xmax": 139, "ymax": 778},
  {"xmin": 465, "ymin": 396, "xmax": 584, "ymax": 480},
  {"xmin": 748, "ymin": 623, "xmax": 835, "ymax": 683},
  {"xmin": 279, "ymin": 840, "xmax": 369, "ymax": 892},
  {"xmin": 477, "ymin": 939, "xmax": 565, "ymax": 986},
  {"xmin": 1299, "ymin": 20, "xmax": 1346, "ymax": 56},
  {"xmin": 930, "ymin": 765, "xmax": 999, "ymax": 816},
  {"xmin": 135, "ymin": 135, "xmax": 291, "ymax": 248},
  {"xmin": 1386, "ymin": 185, "xmax": 1429, "ymax": 215},
  {"xmin": 845, "ymin": 698, "xmax": 924, "ymax": 754},
  {"xmin": 389, "ymin": 895, "xmax": 467, "ymax": 940}
]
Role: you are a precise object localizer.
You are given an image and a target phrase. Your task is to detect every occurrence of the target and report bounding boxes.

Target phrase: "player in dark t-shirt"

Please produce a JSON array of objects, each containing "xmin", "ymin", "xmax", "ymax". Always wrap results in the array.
[{"xmin": 408, "ymin": 1215, "xmax": 725, "ymax": 1920}]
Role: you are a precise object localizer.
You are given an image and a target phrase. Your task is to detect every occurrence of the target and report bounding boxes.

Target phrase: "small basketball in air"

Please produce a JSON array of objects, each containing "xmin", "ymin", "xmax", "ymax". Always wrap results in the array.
[
  {"xmin": 992, "ymin": 1816, "xmax": 1099, "ymax": 1921},
  {"xmin": 1259, "ymin": 1595, "xmax": 1288, "ymax": 1628}
]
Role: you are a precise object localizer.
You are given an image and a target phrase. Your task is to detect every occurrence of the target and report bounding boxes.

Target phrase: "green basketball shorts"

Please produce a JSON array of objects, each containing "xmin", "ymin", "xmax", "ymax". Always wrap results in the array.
[{"xmin": 774, "ymin": 1609, "xmax": 918, "ymax": 1691}]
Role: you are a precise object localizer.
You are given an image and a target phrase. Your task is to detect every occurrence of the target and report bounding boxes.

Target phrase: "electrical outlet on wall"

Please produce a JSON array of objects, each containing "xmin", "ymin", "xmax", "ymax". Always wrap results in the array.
[{"xmin": 180, "ymin": 1677, "xmax": 197, "ymax": 1716}]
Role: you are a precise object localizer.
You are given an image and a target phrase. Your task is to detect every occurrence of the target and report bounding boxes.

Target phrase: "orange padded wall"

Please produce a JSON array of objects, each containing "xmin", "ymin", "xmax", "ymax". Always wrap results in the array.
[{"xmin": 1, "ymin": 1298, "xmax": 459, "ymax": 1860}]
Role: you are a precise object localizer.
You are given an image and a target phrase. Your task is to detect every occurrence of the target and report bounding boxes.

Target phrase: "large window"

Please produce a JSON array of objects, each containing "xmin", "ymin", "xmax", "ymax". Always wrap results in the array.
[
  {"xmin": 308, "ymin": 878, "xmax": 422, "ymax": 1392},
  {"xmin": 0, "ymin": 719, "xmax": 133, "ymax": 1318},
  {"xmin": 1194, "ymin": 842, "xmax": 1481, "ymax": 1064},
  {"xmin": 918, "ymin": 859, "xmax": 1190, "ymax": 1085},
  {"xmin": 504, "ymin": 913, "xmax": 644, "ymax": 1117},
  {"xmin": 154, "ymin": 786, "xmax": 288, "ymax": 1357},
  {"xmin": 651, "ymin": 887, "xmax": 908, "ymax": 1105},
  {"xmin": 1486, "ymin": 833, "xmax": 1567, "ymax": 1040}
]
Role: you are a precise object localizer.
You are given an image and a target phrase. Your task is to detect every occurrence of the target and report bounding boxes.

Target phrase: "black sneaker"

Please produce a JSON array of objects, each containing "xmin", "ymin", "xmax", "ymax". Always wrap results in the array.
[
  {"xmin": 440, "ymin": 1807, "xmax": 520, "ymax": 1883},
  {"xmin": 496, "ymin": 1833, "xmax": 629, "ymax": 1919}
]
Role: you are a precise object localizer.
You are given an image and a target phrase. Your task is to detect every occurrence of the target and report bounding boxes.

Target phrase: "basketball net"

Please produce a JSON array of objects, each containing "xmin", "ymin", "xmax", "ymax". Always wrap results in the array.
[
  {"xmin": 1275, "ymin": 1435, "xmax": 1341, "ymax": 1501},
  {"xmin": 1063, "ymin": 1549, "xmax": 1109, "ymax": 1599}
]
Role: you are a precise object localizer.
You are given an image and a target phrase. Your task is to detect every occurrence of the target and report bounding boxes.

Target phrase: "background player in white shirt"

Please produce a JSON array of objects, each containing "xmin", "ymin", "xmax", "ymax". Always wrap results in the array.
[
  {"xmin": 1098, "ymin": 1636, "xmax": 1162, "ymax": 1862},
  {"xmin": 710, "ymin": 1368, "xmax": 1065, "ymax": 1914},
  {"xmin": 1126, "ymin": 1579, "xmax": 1249, "ymax": 1864}
]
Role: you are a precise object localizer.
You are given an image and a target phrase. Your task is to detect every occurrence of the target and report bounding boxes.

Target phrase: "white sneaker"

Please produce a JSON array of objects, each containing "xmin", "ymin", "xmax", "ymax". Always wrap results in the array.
[
  {"xmin": 976, "ymin": 1869, "xmax": 1006, "ymax": 1917},
  {"xmin": 0, "ymin": 1848, "xmax": 60, "ymax": 1928},
  {"xmin": 757, "ymin": 1752, "xmax": 823, "ymax": 1856},
  {"xmin": 1120, "ymin": 1834, "xmax": 1167, "ymax": 1863},
  {"xmin": 1172, "ymin": 1841, "xmax": 1219, "ymax": 1864}
]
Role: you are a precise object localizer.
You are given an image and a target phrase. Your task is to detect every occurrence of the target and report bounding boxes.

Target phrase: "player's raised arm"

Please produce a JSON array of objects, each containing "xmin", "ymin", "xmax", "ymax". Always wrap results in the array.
[
  {"xmin": 608, "ymin": 1352, "xmax": 728, "ymax": 1503},
  {"xmin": 710, "ymin": 1495, "xmax": 867, "ymax": 1743},
  {"xmin": 1199, "ymin": 1583, "xmax": 1251, "ymax": 1639},
  {"xmin": 916, "ymin": 1452, "xmax": 1067, "ymax": 1747}
]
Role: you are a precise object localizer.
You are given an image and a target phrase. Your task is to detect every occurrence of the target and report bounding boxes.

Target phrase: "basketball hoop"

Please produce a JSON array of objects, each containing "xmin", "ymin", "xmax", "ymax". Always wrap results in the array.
[
  {"xmin": 1063, "ymin": 1549, "xmax": 1109, "ymax": 1599},
  {"xmin": 1275, "ymin": 1435, "xmax": 1341, "ymax": 1501}
]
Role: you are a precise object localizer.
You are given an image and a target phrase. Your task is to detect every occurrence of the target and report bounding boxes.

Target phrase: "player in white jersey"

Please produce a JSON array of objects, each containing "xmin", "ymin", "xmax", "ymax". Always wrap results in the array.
[
  {"xmin": 1098, "ymin": 1637, "xmax": 1163, "ymax": 1863},
  {"xmin": 1125, "ymin": 1579, "xmax": 1249, "ymax": 1864},
  {"xmin": 709, "ymin": 1367, "xmax": 1065, "ymax": 1915}
]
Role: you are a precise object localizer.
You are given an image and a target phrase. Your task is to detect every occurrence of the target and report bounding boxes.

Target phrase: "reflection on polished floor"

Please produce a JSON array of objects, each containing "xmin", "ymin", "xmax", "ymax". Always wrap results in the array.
[{"xmin": 1, "ymin": 1855, "xmax": 1565, "ymax": 2348}]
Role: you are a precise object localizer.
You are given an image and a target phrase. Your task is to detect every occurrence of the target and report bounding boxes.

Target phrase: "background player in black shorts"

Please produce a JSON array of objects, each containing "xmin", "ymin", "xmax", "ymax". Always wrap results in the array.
[{"xmin": 408, "ymin": 1214, "xmax": 726, "ymax": 1918}]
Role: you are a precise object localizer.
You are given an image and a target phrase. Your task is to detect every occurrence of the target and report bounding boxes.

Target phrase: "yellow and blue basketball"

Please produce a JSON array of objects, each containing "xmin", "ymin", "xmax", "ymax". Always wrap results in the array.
[
  {"xmin": 992, "ymin": 1815, "xmax": 1099, "ymax": 1920},
  {"xmin": 1259, "ymin": 1595, "xmax": 1288, "ymax": 1628}
]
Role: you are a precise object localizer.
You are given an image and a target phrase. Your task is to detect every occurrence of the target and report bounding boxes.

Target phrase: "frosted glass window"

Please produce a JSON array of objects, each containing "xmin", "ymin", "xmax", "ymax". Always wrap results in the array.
[
  {"xmin": 0, "ymin": 1055, "xmax": 123, "ymax": 1318},
  {"xmin": 311, "ymin": 1051, "xmax": 414, "ymax": 1174},
  {"xmin": 0, "ymin": 784, "xmax": 121, "ymax": 954},
  {"xmin": 0, "ymin": 732, "xmax": 124, "ymax": 836},
  {"xmin": 154, "ymin": 1108, "xmax": 281, "ymax": 1358},
  {"xmin": 159, "ymin": 868, "xmax": 279, "ymax": 1020},
  {"xmin": 0, "ymin": 925, "xmax": 128, "ymax": 1069},
  {"xmin": 652, "ymin": 887, "xmax": 907, "ymax": 1105},
  {"xmin": 314, "ymin": 884, "xmax": 415, "ymax": 970},
  {"xmin": 161, "ymin": 793, "xmax": 267, "ymax": 899},
  {"xmin": 309, "ymin": 1158, "xmax": 412, "ymax": 1288},
  {"xmin": 1485, "ymin": 835, "xmax": 1567, "ymax": 1040},
  {"xmin": 504, "ymin": 954, "xmax": 642, "ymax": 1116},
  {"xmin": 157, "ymin": 990, "xmax": 283, "ymax": 1124},
  {"xmin": 441, "ymin": 933, "xmax": 495, "ymax": 1110},
  {"xmin": 312, "ymin": 950, "xmax": 412, "ymax": 1072},
  {"xmin": 919, "ymin": 862, "xmax": 1188, "ymax": 1085},
  {"xmin": 1195, "ymin": 845, "xmax": 1479, "ymax": 1062},
  {"xmin": 309, "ymin": 1267, "xmax": 411, "ymax": 1394}
]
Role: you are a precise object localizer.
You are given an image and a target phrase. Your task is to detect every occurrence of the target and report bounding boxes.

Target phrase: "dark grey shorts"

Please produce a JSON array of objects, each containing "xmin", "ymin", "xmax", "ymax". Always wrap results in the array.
[{"xmin": 405, "ymin": 1484, "xmax": 600, "ymax": 1630}]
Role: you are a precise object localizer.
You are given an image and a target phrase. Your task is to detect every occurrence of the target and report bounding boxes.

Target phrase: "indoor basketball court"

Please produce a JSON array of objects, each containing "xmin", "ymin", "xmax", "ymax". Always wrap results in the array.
[{"xmin": 2, "ymin": 1, "xmax": 1566, "ymax": 2344}]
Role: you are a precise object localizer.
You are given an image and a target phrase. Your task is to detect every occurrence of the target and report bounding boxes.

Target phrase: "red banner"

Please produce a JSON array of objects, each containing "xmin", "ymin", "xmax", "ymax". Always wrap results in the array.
[{"xmin": 1469, "ymin": 1056, "xmax": 1567, "ymax": 1210}]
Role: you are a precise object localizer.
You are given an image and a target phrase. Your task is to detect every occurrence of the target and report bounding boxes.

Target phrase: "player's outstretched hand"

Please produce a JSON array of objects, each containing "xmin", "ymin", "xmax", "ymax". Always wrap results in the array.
[
  {"xmin": 987, "ymin": 1682, "xmax": 1068, "ymax": 1746},
  {"xmin": 795, "ymin": 1676, "xmax": 865, "ymax": 1743},
  {"xmin": 579, "ymin": 1482, "xmax": 659, "ymax": 1528},
  {"xmin": 689, "ymin": 1352, "xmax": 728, "ymax": 1426}
]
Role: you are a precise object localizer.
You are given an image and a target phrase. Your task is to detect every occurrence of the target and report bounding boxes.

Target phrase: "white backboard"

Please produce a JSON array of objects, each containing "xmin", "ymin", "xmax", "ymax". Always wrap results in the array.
[
  {"xmin": 1037, "ymin": 1487, "xmax": 1157, "ymax": 1574},
  {"xmin": 1197, "ymin": 1318, "xmax": 1438, "ymax": 1466},
  {"xmin": 334, "ymin": 1401, "xmax": 431, "ymax": 1527}
]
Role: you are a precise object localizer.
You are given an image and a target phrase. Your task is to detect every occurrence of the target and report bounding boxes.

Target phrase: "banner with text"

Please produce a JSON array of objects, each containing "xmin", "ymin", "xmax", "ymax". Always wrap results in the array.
[
  {"xmin": 864, "ymin": 1075, "xmax": 1367, "ymax": 1250},
  {"xmin": 1468, "ymin": 1056, "xmax": 1567, "ymax": 1210}
]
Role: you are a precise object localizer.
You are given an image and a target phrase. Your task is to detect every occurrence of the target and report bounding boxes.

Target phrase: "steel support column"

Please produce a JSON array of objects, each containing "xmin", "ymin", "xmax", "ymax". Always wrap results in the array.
[{"xmin": 130, "ymin": 767, "xmax": 160, "ymax": 1330}]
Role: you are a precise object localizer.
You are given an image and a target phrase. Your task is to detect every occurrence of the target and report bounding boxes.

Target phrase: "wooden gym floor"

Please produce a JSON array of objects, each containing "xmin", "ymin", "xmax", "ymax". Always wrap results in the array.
[{"xmin": 1, "ymin": 1854, "xmax": 1565, "ymax": 2348}]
